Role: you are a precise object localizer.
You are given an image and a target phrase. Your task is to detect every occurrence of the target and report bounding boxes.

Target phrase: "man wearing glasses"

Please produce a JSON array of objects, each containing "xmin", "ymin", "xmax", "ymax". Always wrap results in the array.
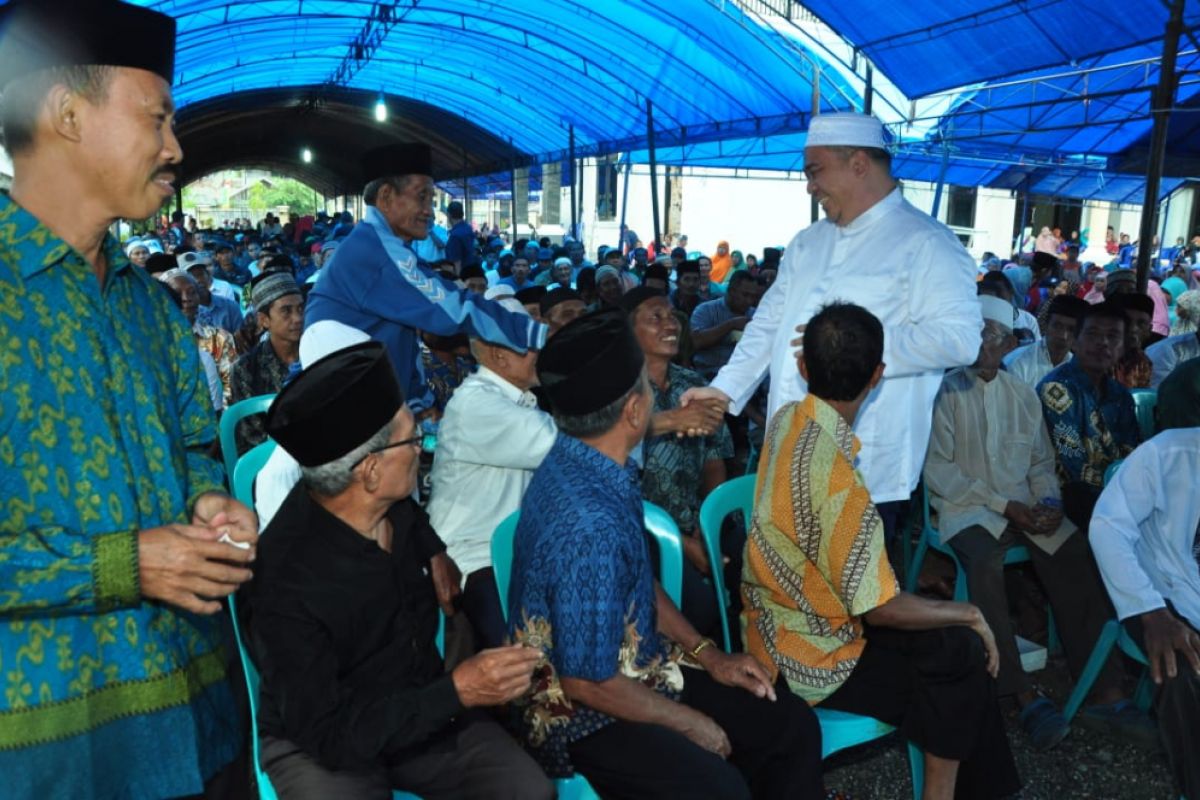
[{"xmin": 244, "ymin": 341, "xmax": 552, "ymax": 799}]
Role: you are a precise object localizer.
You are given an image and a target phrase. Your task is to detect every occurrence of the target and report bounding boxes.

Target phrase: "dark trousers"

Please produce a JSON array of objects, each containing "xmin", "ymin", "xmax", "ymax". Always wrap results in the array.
[
  {"xmin": 568, "ymin": 671, "xmax": 822, "ymax": 800},
  {"xmin": 260, "ymin": 712, "xmax": 553, "ymax": 800},
  {"xmin": 949, "ymin": 525, "xmax": 1123, "ymax": 698},
  {"xmin": 1126, "ymin": 612, "xmax": 1200, "ymax": 799},
  {"xmin": 462, "ymin": 567, "xmax": 508, "ymax": 650},
  {"xmin": 821, "ymin": 626, "xmax": 1021, "ymax": 800}
]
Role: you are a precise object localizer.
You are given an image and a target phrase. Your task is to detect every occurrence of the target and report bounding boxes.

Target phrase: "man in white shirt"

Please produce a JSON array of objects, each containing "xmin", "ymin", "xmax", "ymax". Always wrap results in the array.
[
  {"xmin": 426, "ymin": 300, "xmax": 556, "ymax": 648},
  {"xmin": 1090, "ymin": 421, "xmax": 1200, "ymax": 799},
  {"xmin": 682, "ymin": 112, "xmax": 982, "ymax": 541},
  {"xmin": 926, "ymin": 295, "xmax": 1125, "ymax": 749},
  {"xmin": 1146, "ymin": 330, "xmax": 1200, "ymax": 388},
  {"xmin": 1004, "ymin": 295, "xmax": 1088, "ymax": 388}
]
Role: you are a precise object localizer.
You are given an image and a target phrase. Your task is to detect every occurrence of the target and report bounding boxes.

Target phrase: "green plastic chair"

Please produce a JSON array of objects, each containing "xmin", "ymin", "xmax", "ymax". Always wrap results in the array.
[
  {"xmin": 697, "ymin": 476, "xmax": 924, "ymax": 800},
  {"xmin": 1061, "ymin": 618, "xmax": 1151, "ymax": 722},
  {"xmin": 219, "ymin": 393, "xmax": 276, "ymax": 483},
  {"xmin": 490, "ymin": 501, "xmax": 685, "ymax": 800},
  {"xmin": 1129, "ymin": 389, "xmax": 1157, "ymax": 440},
  {"xmin": 232, "ymin": 439, "xmax": 277, "ymax": 509},
  {"xmin": 697, "ymin": 474, "xmax": 756, "ymax": 651}
]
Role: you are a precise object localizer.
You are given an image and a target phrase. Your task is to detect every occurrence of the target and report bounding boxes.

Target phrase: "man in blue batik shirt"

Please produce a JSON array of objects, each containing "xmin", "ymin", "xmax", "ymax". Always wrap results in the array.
[
  {"xmin": 508, "ymin": 310, "xmax": 822, "ymax": 799},
  {"xmin": 1037, "ymin": 301, "xmax": 1141, "ymax": 529},
  {"xmin": 305, "ymin": 143, "xmax": 545, "ymax": 401}
]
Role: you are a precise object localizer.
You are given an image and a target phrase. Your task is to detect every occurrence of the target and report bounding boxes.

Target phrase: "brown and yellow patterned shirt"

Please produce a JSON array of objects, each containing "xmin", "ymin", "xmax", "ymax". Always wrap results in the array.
[{"xmin": 741, "ymin": 395, "xmax": 899, "ymax": 704}]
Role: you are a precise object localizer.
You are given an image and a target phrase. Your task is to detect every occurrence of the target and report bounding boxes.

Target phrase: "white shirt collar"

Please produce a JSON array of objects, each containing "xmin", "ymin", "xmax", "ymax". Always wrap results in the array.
[
  {"xmin": 840, "ymin": 186, "xmax": 904, "ymax": 234},
  {"xmin": 474, "ymin": 365, "xmax": 538, "ymax": 408}
]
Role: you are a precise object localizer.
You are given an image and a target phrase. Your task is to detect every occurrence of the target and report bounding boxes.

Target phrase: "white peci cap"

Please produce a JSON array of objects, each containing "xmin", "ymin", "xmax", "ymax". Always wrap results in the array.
[
  {"xmin": 806, "ymin": 112, "xmax": 887, "ymax": 150},
  {"xmin": 979, "ymin": 295, "xmax": 1015, "ymax": 332}
]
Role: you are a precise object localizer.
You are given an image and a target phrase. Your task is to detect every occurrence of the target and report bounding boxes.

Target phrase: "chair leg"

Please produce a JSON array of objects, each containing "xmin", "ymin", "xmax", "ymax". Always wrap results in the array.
[
  {"xmin": 906, "ymin": 741, "xmax": 924, "ymax": 800},
  {"xmin": 1063, "ymin": 620, "xmax": 1122, "ymax": 722}
]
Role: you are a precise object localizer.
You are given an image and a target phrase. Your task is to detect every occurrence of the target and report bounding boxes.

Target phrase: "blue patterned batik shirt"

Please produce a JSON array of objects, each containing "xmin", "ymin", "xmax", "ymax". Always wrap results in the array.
[
  {"xmin": 1037, "ymin": 358, "xmax": 1141, "ymax": 490},
  {"xmin": 0, "ymin": 194, "xmax": 239, "ymax": 799},
  {"xmin": 508, "ymin": 434, "xmax": 683, "ymax": 775}
]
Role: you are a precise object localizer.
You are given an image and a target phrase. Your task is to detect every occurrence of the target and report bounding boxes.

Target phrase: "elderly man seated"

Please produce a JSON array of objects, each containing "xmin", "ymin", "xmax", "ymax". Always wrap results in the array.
[
  {"xmin": 428, "ymin": 299, "xmax": 557, "ymax": 649},
  {"xmin": 742, "ymin": 302, "xmax": 1020, "ymax": 800},
  {"xmin": 1090, "ymin": 359, "xmax": 1200, "ymax": 800},
  {"xmin": 243, "ymin": 342, "xmax": 552, "ymax": 800},
  {"xmin": 1146, "ymin": 326, "xmax": 1200, "ymax": 388},
  {"xmin": 508, "ymin": 311, "xmax": 822, "ymax": 799},
  {"xmin": 926, "ymin": 295, "xmax": 1126, "ymax": 749}
]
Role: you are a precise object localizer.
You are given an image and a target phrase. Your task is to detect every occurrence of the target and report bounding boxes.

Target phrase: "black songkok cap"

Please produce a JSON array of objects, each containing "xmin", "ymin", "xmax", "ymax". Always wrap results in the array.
[
  {"xmin": 540, "ymin": 288, "xmax": 583, "ymax": 316},
  {"xmin": 0, "ymin": 0, "xmax": 177, "ymax": 88},
  {"xmin": 1111, "ymin": 292, "xmax": 1155, "ymax": 317},
  {"xmin": 761, "ymin": 247, "xmax": 783, "ymax": 266},
  {"xmin": 617, "ymin": 286, "xmax": 666, "ymax": 316},
  {"xmin": 360, "ymin": 143, "xmax": 433, "ymax": 183},
  {"xmin": 676, "ymin": 259, "xmax": 701, "ymax": 276},
  {"xmin": 643, "ymin": 263, "xmax": 670, "ymax": 284},
  {"xmin": 670, "ymin": 247, "xmax": 688, "ymax": 260},
  {"xmin": 144, "ymin": 252, "xmax": 177, "ymax": 276},
  {"xmin": 266, "ymin": 342, "xmax": 404, "ymax": 468},
  {"xmin": 1045, "ymin": 294, "xmax": 1089, "ymax": 320},
  {"xmin": 1031, "ymin": 250, "xmax": 1059, "ymax": 274},
  {"xmin": 537, "ymin": 309, "xmax": 644, "ymax": 417},
  {"xmin": 514, "ymin": 285, "xmax": 548, "ymax": 306},
  {"xmin": 460, "ymin": 263, "xmax": 486, "ymax": 280}
]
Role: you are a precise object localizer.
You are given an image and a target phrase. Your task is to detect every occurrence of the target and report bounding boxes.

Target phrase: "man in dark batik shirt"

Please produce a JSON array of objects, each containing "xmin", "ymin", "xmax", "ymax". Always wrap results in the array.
[{"xmin": 244, "ymin": 341, "xmax": 551, "ymax": 800}]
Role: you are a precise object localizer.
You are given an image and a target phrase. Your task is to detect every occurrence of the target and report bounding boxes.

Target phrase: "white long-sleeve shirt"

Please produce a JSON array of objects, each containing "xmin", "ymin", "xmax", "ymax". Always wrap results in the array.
[
  {"xmin": 710, "ymin": 188, "xmax": 982, "ymax": 502},
  {"xmin": 426, "ymin": 366, "xmax": 557, "ymax": 581},
  {"xmin": 1003, "ymin": 339, "xmax": 1072, "ymax": 389},
  {"xmin": 1146, "ymin": 331, "xmax": 1200, "ymax": 388},
  {"xmin": 1090, "ymin": 428, "xmax": 1200, "ymax": 631}
]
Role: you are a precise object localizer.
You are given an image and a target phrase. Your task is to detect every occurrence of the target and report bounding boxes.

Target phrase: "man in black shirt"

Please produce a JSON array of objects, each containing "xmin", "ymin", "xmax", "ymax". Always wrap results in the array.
[{"xmin": 244, "ymin": 341, "xmax": 552, "ymax": 799}]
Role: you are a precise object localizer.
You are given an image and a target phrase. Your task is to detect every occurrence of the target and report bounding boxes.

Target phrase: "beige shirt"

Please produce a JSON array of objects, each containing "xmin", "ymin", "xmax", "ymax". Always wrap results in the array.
[{"xmin": 924, "ymin": 367, "xmax": 1075, "ymax": 554}]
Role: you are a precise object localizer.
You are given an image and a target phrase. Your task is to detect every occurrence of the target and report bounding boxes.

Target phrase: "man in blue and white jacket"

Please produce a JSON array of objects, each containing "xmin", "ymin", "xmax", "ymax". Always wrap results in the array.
[{"xmin": 305, "ymin": 143, "xmax": 546, "ymax": 402}]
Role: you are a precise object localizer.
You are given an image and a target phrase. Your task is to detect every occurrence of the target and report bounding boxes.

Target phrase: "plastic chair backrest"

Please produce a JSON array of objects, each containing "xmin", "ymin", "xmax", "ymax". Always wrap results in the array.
[
  {"xmin": 1130, "ymin": 389, "xmax": 1157, "ymax": 440},
  {"xmin": 491, "ymin": 501, "xmax": 684, "ymax": 624},
  {"xmin": 228, "ymin": 594, "xmax": 280, "ymax": 800},
  {"xmin": 219, "ymin": 394, "xmax": 276, "ymax": 482},
  {"xmin": 233, "ymin": 439, "xmax": 277, "ymax": 509},
  {"xmin": 697, "ymin": 475, "xmax": 756, "ymax": 651},
  {"xmin": 1104, "ymin": 458, "xmax": 1125, "ymax": 487}
]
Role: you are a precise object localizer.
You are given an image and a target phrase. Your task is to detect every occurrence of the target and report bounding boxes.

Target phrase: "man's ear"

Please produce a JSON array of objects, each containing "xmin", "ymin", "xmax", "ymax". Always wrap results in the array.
[
  {"xmin": 624, "ymin": 381, "xmax": 647, "ymax": 429},
  {"xmin": 45, "ymin": 83, "xmax": 85, "ymax": 144},
  {"xmin": 868, "ymin": 361, "xmax": 885, "ymax": 390}
]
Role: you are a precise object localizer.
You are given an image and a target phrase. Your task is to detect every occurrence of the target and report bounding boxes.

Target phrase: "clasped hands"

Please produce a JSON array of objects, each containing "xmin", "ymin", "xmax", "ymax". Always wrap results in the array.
[{"xmin": 137, "ymin": 491, "xmax": 259, "ymax": 615}]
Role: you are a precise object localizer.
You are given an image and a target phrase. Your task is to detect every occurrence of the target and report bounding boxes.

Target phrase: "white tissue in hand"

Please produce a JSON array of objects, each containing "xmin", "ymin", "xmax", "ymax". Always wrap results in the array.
[{"xmin": 219, "ymin": 532, "xmax": 251, "ymax": 550}]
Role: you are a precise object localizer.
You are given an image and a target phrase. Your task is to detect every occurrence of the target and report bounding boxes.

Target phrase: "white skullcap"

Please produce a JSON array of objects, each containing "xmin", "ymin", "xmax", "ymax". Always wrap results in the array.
[
  {"xmin": 806, "ymin": 112, "xmax": 886, "ymax": 149},
  {"xmin": 495, "ymin": 297, "xmax": 530, "ymax": 316},
  {"xmin": 554, "ymin": 257, "xmax": 572, "ymax": 268},
  {"xmin": 484, "ymin": 284, "xmax": 516, "ymax": 301},
  {"xmin": 299, "ymin": 320, "xmax": 371, "ymax": 367},
  {"xmin": 979, "ymin": 295, "xmax": 1015, "ymax": 332}
]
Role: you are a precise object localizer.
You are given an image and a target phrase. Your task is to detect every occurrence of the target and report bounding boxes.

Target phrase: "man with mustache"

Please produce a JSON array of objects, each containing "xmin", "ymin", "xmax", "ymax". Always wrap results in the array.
[{"xmin": 0, "ymin": 2, "xmax": 258, "ymax": 797}]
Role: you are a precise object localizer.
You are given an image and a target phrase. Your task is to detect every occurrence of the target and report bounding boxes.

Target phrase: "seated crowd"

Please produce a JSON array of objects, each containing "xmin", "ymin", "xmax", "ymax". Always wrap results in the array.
[{"xmin": 118, "ymin": 184, "xmax": 1200, "ymax": 800}]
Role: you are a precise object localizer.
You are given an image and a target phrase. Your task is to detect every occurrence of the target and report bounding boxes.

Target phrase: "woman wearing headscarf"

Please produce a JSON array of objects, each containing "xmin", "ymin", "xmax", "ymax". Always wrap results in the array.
[
  {"xmin": 728, "ymin": 250, "xmax": 746, "ymax": 279},
  {"xmin": 709, "ymin": 240, "xmax": 734, "ymax": 284},
  {"xmin": 1170, "ymin": 289, "xmax": 1200, "ymax": 336}
]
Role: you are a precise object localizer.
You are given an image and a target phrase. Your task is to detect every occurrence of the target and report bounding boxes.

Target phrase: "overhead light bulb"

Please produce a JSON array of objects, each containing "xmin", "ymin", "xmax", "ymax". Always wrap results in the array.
[
  {"xmin": 374, "ymin": 98, "xmax": 388, "ymax": 122},
  {"xmin": 301, "ymin": 148, "xmax": 313, "ymax": 164}
]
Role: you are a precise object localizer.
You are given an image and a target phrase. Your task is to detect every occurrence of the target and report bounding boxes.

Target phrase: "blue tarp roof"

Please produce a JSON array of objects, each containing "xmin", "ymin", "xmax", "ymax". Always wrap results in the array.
[
  {"xmin": 797, "ymin": 0, "xmax": 1200, "ymax": 98},
  {"xmin": 138, "ymin": 0, "xmax": 860, "ymax": 165}
]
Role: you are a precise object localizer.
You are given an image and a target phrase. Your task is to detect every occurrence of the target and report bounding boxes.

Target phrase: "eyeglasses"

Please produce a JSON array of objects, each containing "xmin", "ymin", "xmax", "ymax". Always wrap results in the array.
[{"xmin": 350, "ymin": 435, "xmax": 423, "ymax": 470}]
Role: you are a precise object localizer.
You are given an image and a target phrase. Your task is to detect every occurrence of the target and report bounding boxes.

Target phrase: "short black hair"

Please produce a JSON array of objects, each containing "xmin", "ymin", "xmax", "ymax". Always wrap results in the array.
[
  {"xmin": 803, "ymin": 302, "xmax": 884, "ymax": 402},
  {"xmin": 728, "ymin": 271, "xmax": 755, "ymax": 289}
]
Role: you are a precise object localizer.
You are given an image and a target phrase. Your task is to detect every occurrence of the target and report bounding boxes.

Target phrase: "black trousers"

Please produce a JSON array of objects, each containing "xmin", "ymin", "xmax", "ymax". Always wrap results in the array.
[
  {"xmin": 567, "ymin": 671, "xmax": 823, "ymax": 800},
  {"xmin": 820, "ymin": 625, "xmax": 1021, "ymax": 800},
  {"xmin": 1126, "ymin": 612, "xmax": 1200, "ymax": 799},
  {"xmin": 462, "ymin": 567, "xmax": 508, "ymax": 650}
]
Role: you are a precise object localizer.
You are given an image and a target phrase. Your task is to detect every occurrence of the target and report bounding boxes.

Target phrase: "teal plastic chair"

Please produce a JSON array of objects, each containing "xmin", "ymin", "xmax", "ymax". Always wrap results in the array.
[
  {"xmin": 1061, "ymin": 618, "xmax": 1151, "ymax": 722},
  {"xmin": 232, "ymin": 439, "xmax": 277, "ymax": 508},
  {"xmin": 698, "ymin": 477, "xmax": 925, "ymax": 800},
  {"xmin": 906, "ymin": 483, "xmax": 1032, "ymax": 601},
  {"xmin": 490, "ymin": 501, "xmax": 685, "ymax": 800},
  {"xmin": 1129, "ymin": 389, "xmax": 1157, "ymax": 440},
  {"xmin": 219, "ymin": 394, "xmax": 276, "ymax": 482},
  {"xmin": 698, "ymin": 474, "xmax": 756, "ymax": 651}
]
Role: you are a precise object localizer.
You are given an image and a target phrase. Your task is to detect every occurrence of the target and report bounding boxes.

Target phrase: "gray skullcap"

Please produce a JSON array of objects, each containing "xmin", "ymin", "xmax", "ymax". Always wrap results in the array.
[{"xmin": 252, "ymin": 271, "xmax": 302, "ymax": 312}]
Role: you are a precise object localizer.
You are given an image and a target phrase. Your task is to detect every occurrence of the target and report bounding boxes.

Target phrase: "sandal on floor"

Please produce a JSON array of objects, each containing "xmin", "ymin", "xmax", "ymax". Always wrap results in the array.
[
  {"xmin": 1019, "ymin": 697, "xmax": 1071, "ymax": 751},
  {"xmin": 1080, "ymin": 700, "xmax": 1157, "ymax": 744}
]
